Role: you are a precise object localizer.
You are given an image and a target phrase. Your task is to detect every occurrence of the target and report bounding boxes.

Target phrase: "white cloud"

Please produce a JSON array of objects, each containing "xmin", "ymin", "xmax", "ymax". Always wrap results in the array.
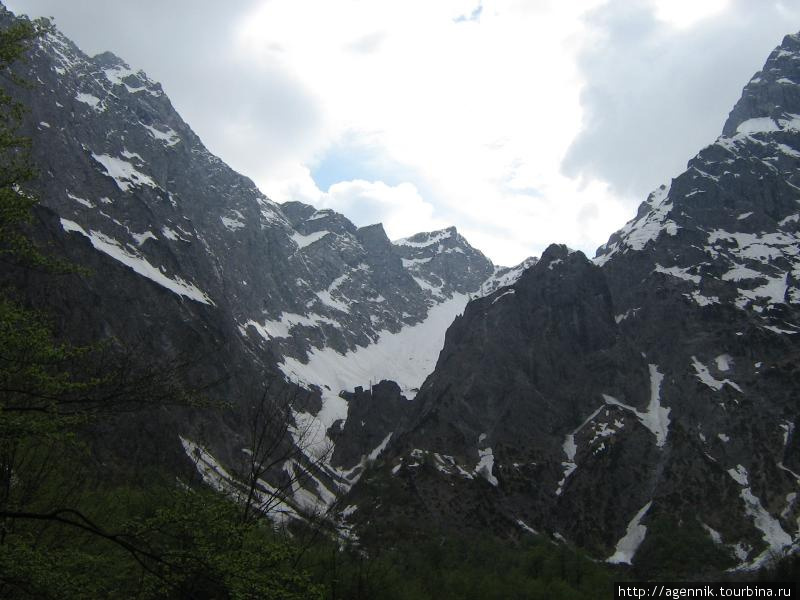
[
  {"xmin": 269, "ymin": 170, "xmax": 447, "ymax": 244},
  {"xmin": 321, "ymin": 180, "xmax": 448, "ymax": 241},
  {"xmin": 563, "ymin": 0, "xmax": 800, "ymax": 204},
  {"xmin": 232, "ymin": 0, "xmax": 613, "ymax": 263},
  {"xmin": 652, "ymin": 0, "xmax": 731, "ymax": 29},
  {"xmin": 9, "ymin": 0, "xmax": 800, "ymax": 265},
  {"xmin": 229, "ymin": 0, "xmax": 800, "ymax": 264}
]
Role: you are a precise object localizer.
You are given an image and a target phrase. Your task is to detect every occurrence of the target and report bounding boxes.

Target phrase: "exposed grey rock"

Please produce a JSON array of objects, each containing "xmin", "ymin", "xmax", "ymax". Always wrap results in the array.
[
  {"xmin": 330, "ymin": 380, "xmax": 414, "ymax": 472},
  {"xmin": 13, "ymin": 5, "xmax": 798, "ymax": 575},
  {"xmin": 345, "ymin": 32, "xmax": 800, "ymax": 573},
  {"xmin": 391, "ymin": 226, "xmax": 495, "ymax": 299},
  {"xmin": 0, "ymin": 6, "xmax": 535, "ymax": 521},
  {"xmin": 722, "ymin": 33, "xmax": 800, "ymax": 137}
]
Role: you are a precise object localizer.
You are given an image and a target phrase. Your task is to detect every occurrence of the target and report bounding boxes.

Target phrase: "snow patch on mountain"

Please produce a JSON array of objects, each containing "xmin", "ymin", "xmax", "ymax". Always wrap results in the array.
[
  {"xmin": 43, "ymin": 30, "xmax": 80, "ymax": 74},
  {"xmin": 91, "ymin": 153, "xmax": 158, "ymax": 192},
  {"xmin": 594, "ymin": 184, "xmax": 677, "ymax": 265},
  {"xmin": 240, "ymin": 312, "xmax": 339, "ymax": 341},
  {"xmin": 726, "ymin": 465, "xmax": 794, "ymax": 569},
  {"xmin": 181, "ymin": 437, "xmax": 305, "ymax": 524},
  {"xmin": 142, "ymin": 123, "xmax": 180, "ymax": 146},
  {"xmin": 722, "ymin": 264, "xmax": 766, "ymax": 282},
  {"xmin": 280, "ymin": 292, "xmax": 469, "ymax": 400},
  {"xmin": 75, "ymin": 92, "xmax": 102, "ymax": 110},
  {"xmin": 478, "ymin": 257, "xmax": 538, "ymax": 296},
  {"xmin": 706, "ymin": 230, "xmax": 798, "ymax": 263},
  {"xmin": 691, "ymin": 357, "xmax": 743, "ymax": 392},
  {"xmin": 715, "ymin": 354, "xmax": 733, "ymax": 371},
  {"xmin": 401, "ymin": 257, "xmax": 432, "ymax": 267},
  {"xmin": 607, "ymin": 501, "xmax": 652, "ymax": 565},
  {"xmin": 283, "ymin": 458, "xmax": 338, "ymax": 510},
  {"xmin": 60, "ymin": 218, "xmax": 212, "ymax": 304},
  {"xmin": 221, "ymin": 213, "xmax": 245, "ymax": 231},
  {"xmin": 429, "ymin": 452, "xmax": 474, "ymax": 479},
  {"xmin": 736, "ymin": 114, "xmax": 800, "ymax": 135},
  {"xmin": 602, "ymin": 365, "xmax": 670, "ymax": 448},
  {"xmin": 278, "ymin": 292, "xmax": 470, "ymax": 462},
  {"xmin": 393, "ymin": 228, "xmax": 453, "ymax": 248},
  {"xmin": 654, "ymin": 264, "xmax": 701, "ymax": 284},
  {"xmin": 103, "ymin": 63, "xmax": 139, "ymax": 86},
  {"xmin": 66, "ymin": 191, "xmax": 93, "ymax": 208},
  {"xmin": 736, "ymin": 273, "xmax": 789, "ymax": 308},
  {"xmin": 314, "ymin": 273, "xmax": 352, "ymax": 312},
  {"xmin": 368, "ymin": 433, "xmax": 393, "ymax": 461},
  {"xmin": 131, "ymin": 230, "xmax": 156, "ymax": 246},
  {"xmin": 291, "ymin": 230, "xmax": 330, "ymax": 249},
  {"xmin": 555, "ymin": 404, "xmax": 607, "ymax": 496},
  {"xmin": 491, "ymin": 289, "xmax": 515, "ymax": 304},
  {"xmin": 702, "ymin": 523, "xmax": 724, "ymax": 545},
  {"xmin": 475, "ymin": 447, "xmax": 498, "ymax": 486}
]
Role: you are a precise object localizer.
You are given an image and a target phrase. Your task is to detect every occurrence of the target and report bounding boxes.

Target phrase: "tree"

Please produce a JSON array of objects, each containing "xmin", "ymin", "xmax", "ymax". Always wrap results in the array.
[
  {"xmin": 0, "ymin": 16, "xmax": 52, "ymax": 271},
  {"xmin": 0, "ymin": 17, "xmax": 175, "ymax": 597},
  {"xmin": 237, "ymin": 380, "xmax": 337, "ymax": 526},
  {"xmin": 0, "ymin": 14, "xmax": 325, "ymax": 598}
]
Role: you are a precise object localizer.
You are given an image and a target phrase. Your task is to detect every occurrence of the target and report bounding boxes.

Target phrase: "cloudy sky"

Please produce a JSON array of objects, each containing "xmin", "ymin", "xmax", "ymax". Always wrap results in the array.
[{"xmin": 7, "ymin": 0, "xmax": 800, "ymax": 265}]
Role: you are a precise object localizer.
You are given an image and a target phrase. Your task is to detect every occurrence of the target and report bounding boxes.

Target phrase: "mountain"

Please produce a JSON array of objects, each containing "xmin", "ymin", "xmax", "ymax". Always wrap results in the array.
[
  {"xmin": 0, "ymin": 5, "xmax": 534, "ymax": 517},
  {"xmin": 4, "ymin": 2, "xmax": 799, "ymax": 578},
  {"xmin": 342, "ymin": 33, "xmax": 800, "ymax": 574}
]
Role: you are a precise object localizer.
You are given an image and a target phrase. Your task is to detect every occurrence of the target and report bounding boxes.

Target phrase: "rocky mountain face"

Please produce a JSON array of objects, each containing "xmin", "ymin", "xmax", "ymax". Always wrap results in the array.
[
  {"xmin": 0, "ymin": 5, "xmax": 534, "ymax": 518},
  {"xmin": 5, "ymin": 2, "xmax": 799, "ymax": 576},
  {"xmin": 343, "ymin": 34, "xmax": 800, "ymax": 573}
]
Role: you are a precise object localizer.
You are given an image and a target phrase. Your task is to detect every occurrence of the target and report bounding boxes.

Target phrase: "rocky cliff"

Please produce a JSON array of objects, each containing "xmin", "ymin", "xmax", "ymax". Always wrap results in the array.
[
  {"xmin": 343, "ymin": 33, "xmax": 800, "ymax": 574},
  {"xmin": 0, "ymin": 4, "xmax": 534, "ymax": 519}
]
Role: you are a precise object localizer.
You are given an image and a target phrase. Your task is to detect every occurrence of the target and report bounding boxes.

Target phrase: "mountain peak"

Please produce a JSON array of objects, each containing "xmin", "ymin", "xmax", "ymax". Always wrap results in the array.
[
  {"xmin": 721, "ymin": 30, "xmax": 800, "ymax": 137},
  {"xmin": 392, "ymin": 226, "xmax": 458, "ymax": 247},
  {"xmin": 92, "ymin": 50, "xmax": 125, "ymax": 66},
  {"xmin": 10, "ymin": 3, "xmax": 800, "ymax": 576},
  {"xmin": 355, "ymin": 222, "xmax": 388, "ymax": 237},
  {"xmin": 539, "ymin": 243, "xmax": 580, "ymax": 263}
]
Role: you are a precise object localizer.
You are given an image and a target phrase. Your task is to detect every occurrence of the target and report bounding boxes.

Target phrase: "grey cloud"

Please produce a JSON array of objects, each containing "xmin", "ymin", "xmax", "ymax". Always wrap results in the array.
[
  {"xmin": 6, "ymin": 0, "xmax": 323, "ymax": 180},
  {"xmin": 562, "ymin": 0, "xmax": 800, "ymax": 201}
]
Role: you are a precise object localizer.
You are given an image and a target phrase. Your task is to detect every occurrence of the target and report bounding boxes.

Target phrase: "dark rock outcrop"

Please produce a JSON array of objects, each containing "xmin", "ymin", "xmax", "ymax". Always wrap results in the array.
[
  {"xmin": 0, "ymin": 4, "xmax": 534, "ymax": 517},
  {"xmin": 345, "ymin": 32, "xmax": 800, "ymax": 572}
]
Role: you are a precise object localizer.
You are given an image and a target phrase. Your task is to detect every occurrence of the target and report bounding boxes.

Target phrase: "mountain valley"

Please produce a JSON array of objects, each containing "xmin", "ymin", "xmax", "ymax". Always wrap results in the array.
[{"xmin": 1, "ymin": 3, "xmax": 799, "ymax": 588}]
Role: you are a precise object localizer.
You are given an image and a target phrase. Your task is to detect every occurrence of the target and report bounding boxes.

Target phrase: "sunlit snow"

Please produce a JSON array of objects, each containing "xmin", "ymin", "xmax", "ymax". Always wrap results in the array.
[
  {"xmin": 726, "ymin": 465, "xmax": 793, "ymax": 570},
  {"xmin": 393, "ymin": 228, "xmax": 453, "ymax": 248},
  {"xmin": 594, "ymin": 184, "xmax": 677, "ymax": 265},
  {"xmin": 475, "ymin": 447, "xmax": 498, "ymax": 486},
  {"xmin": 60, "ymin": 218, "xmax": 212, "ymax": 304},
  {"xmin": 279, "ymin": 293, "xmax": 470, "ymax": 462},
  {"xmin": 654, "ymin": 263, "xmax": 700, "ymax": 283},
  {"xmin": 691, "ymin": 356, "xmax": 742, "ymax": 392},
  {"xmin": 281, "ymin": 292, "xmax": 468, "ymax": 401},
  {"xmin": 291, "ymin": 230, "xmax": 330, "ymax": 249},
  {"xmin": 221, "ymin": 215, "xmax": 246, "ymax": 231},
  {"xmin": 142, "ymin": 123, "xmax": 180, "ymax": 146},
  {"xmin": 75, "ymin": 92, "xmax": 103, "ymax": 110},
  {"xmin": 66, "ymin": 191, "xmax": 93, "ymax": 208},
  {"xmin": 602, "ymin": 364, "xmax": 669, "ymax": 448},
  {"xmin": 607, "ymin": 501, "xmax": 652, "ymax": 565},
  {"xmin": 91, "ymin": 153, "xmax": 158, "ymax": 192}
]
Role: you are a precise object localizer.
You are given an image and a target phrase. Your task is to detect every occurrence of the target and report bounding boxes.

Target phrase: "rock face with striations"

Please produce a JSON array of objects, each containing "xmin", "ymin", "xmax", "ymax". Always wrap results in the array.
[
  {"xmin": 344, "ymin": 33, "xmax": 800, "ymax": 573},
  {"xmin": 391, "ymin": 227, "xmax": 496, "ymax": 298},
  {"xmin": 329, "ymin": 380, "xmax": 414, "ymax": 474},
  {"xmin": 0, "ymin": 4, "xmax": 537, "ymax": 518},
  {"xmin": 6, "ymin": 2, "xmax": 798, "ymax": 575}
]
